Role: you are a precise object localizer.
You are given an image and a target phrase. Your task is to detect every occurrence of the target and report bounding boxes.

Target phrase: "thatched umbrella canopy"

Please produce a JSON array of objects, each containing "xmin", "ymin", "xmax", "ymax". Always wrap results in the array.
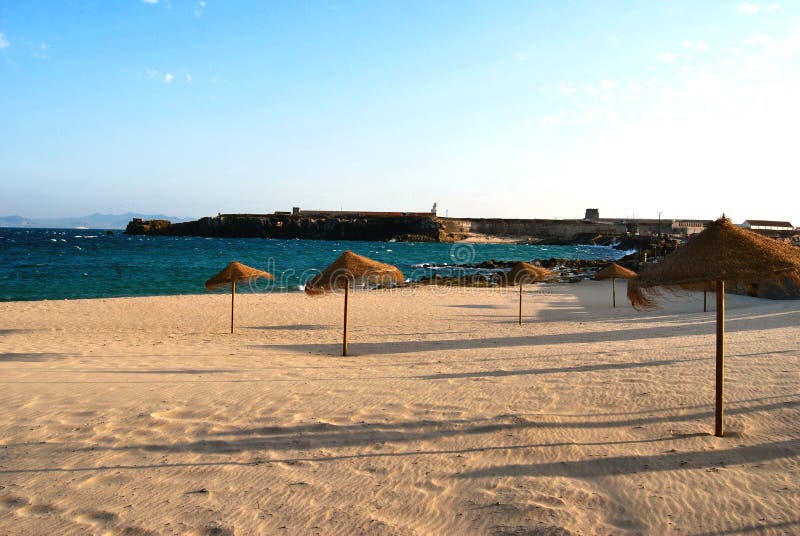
[
  {"xmin": 304, "ymin": 251, "xmax": 404, "ymax": 294},
  {"xmin": 595, "ymin": 262, "xmax": 636, "ymax": 308},
  {"xmin": 506, "ymin": 262, "xmax": 557, "ymax": 286},
  {"xmin": 627, "ymin": 217, "xmax": 800, "ymax": 436},
  {"xmin": 304, "ymin": 251, "xmax": 404, "ymax": 356},
  {"xmin": 505, "ymin": 262, "xmax": 557, "ymax": 325},
  {"xmin": 595, "ymin": 263, "xmax": 636, "ymax": 280},
  {"xmin": 205, "ymin": 261, "xmax": 274, "ymax": 334}
]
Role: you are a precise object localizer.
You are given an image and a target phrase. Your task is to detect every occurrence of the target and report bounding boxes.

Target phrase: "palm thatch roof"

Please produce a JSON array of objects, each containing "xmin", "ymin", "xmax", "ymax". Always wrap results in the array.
[
  {"xmin": 304, "ymin": 250, "xmax": 404, "ymax": 295},
  {"xmin": 506, "ymin": 262, "xmax": 557, "ymax": 285},
  {"xmin": 595, "ymin": 263, "xmax": 636, "ymax": 280},
  {"xmin": 205, "ymin": 261, "xmax": 274, "ymax": 290},
  {"xmin": 628, "ymin": 217, "xmax": 800, "ymax": 308}
]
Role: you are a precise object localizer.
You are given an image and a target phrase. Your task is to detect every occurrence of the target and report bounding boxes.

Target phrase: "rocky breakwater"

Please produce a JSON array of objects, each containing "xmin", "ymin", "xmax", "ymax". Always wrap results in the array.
[
  {"xmin": 125, "ymin": 214, "xmax": 446, "ymax": 242},
  {"xmin": 414, "ymin": 258, "xmax": 633, "ymax": 287}
]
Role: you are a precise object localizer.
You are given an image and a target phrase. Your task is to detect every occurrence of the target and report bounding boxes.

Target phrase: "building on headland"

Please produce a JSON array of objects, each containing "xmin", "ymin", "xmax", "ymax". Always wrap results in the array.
[
  {"xmin": 284, "ymin": 206, "xmax": 436, "ymax": 218},
  {"xmin": 586, "ymin": 209, "xmax": 710, "ymax": 237},
  {"xmin": 741, "ymin": 220, "xmax": 794, "ymax": 232},
  {"xmin": 671, "ymin": 220, "xmax": 707, "ymax": 236},
  {"xmin": 127, "ymin": 207, "xmax": 795, "ymax": 243},
  {"xmin": 740, "ymin": 219, "xmax": 796, "ymax": 239}
]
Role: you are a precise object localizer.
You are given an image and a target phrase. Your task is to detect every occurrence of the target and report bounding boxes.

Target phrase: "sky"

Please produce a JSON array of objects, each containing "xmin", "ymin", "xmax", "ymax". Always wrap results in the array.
[{"xmin": 1, "ymin": 1, "xmax": 799, "ymax": 224}]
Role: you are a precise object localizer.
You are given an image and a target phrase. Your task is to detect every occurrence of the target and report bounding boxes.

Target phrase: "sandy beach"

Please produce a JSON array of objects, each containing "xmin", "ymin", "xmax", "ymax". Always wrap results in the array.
[{"xmin": 1, "ymin": 283, "xmax": 798, "ymax": 535}]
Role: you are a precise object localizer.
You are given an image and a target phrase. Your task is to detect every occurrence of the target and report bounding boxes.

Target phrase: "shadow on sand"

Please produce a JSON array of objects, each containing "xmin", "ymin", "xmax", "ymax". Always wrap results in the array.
[
  {"xmin": 44, "ymin": 396, "xmax": 800, "ymax": 458},
  {"xmin": 0, "ymin": 352, "xmax": 72, "ymax": 363},
  {"xmin": 255, "ymin": 313, "xmax": 795, "ymax": 356}
]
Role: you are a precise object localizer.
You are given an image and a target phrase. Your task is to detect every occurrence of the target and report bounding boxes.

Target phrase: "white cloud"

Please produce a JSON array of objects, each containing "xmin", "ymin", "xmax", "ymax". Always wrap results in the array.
[
  {"xmin": 739, "ymin": 2, "xmax": 762, "ymax": 13},
  {"xmin": 656, "ymin": 52, "xmax": 677, "ymax": 63},
  {"xmin": 682, "ymin": 40, "xmax": 710, "ymax": 52},
  {"xmin": 600, "ymin": 79, "xmax": 616, "ymax": 90},
  {"xmin": 745, "ymin": 32, "xmax": 800, "ymax": 56},
  {"xmin": 144, "ymin": 68, "xmax": 180, "ymax": 84},
  {"xmin": 767, "ymin": 3, "xmax": 780, "ymax": 12},
  {"xmin": 143, "ymin": 0, "xmax": 159, "ymax": 4},
  {"xmin": 0, "ymin": 33, "xmax": 9, "ymax": 49},
  {"xmin": 557, "ymin": 81, "xmax": 577, "ymax": 97},
  {"xmin": 186, "ymin": 74, "xmax": 192, "ymax": 84},
  {"xmin": 538, "ymin": 84, "xmax": 552, "ymax": 93}
]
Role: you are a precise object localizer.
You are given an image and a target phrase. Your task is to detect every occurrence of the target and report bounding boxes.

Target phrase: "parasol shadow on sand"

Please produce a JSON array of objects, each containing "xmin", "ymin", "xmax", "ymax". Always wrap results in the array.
[
  {"xmin": 504, "ymin": 262, "xmax": 557, "ymax": 325},
  {"xmin": 205, "ymin": 261, "xmax": 274, "ymax": 334},
  {"xmin": 595, "ymin": 262, "xmax": 637, "ymax": 308},
  {"xmin": 628, "ymin": 217, "xmax": 800, "ymax": 436},
  {"xmin": 304, "ymin": 251, "xmax": 404, "ymax": 356}
]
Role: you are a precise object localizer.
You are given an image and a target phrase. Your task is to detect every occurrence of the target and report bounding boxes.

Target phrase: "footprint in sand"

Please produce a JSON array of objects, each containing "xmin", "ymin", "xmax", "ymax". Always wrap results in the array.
[
  {"xmin": 189, "ymin": 527, "xmax": 234, "ymax": 536},
  {"xmin": 118, "ymin": 527, "xmax": 159, "ymax": 536},
  {"xmin": 71, "ymin": 508, "xmax": 118, "ymax": 526},
  {"xmin": 0, "ymin": 495, "xmax": 28, "ymax": 510},
  {"xmin": 17, "ymin": 503, "xmax": 60, "ymax": 517},
  {"xmin": 75, "ymin": 472, "xmax": 132, "ymax": 489}
]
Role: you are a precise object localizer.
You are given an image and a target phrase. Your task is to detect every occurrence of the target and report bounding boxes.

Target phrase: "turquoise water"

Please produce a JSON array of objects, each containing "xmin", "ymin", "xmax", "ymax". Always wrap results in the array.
[{"xmin": 0, "ymin": 228, "xmax": 629, "ymax": 301}]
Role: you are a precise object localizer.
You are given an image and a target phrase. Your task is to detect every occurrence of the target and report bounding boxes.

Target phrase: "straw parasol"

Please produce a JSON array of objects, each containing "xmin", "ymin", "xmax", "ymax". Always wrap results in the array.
[
  {"xmin": 505, "ymin": 262, "xmax": 557, "ymax": 325},
  {"xmin": 205, "ymin": 261, "xmax": 274, "ymax": 334},
  {"xmin": 628, "ymin": 217, "xmax": 800, "ymax": 436},
  {"xmin": 594, "ymin": 262, "xmax": 636, "ymax": 308},
  {"xmin": 304, "ymin": 251, "xmax": 404, "ymax": 356}
]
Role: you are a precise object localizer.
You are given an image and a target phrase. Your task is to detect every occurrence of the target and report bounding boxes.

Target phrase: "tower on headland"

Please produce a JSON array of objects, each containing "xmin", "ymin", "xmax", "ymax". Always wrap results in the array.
[
  {"xmin": 584, "ymin": 208, "xmax": 599, "ymax": 222},
  {"xmin": 431, "ymin": 202, "xmax": 438, "ymax": 216}
]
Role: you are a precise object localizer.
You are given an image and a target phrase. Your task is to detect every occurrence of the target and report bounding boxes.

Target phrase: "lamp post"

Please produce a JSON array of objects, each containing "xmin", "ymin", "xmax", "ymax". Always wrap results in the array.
[{"xmin": 658, "ymin": 211, "xmax": 662, "ymax": 237}]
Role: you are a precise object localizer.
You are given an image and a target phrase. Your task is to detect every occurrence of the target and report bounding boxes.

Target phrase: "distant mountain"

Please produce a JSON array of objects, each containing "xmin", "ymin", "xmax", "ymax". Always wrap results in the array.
[{"xmin": 0, "ymin": 213, "xmax": 195, "ymax": 229}]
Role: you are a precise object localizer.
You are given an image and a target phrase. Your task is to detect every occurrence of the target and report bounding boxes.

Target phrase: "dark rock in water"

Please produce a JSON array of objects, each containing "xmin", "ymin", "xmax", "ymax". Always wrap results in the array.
[
  {"xmin": 474, "ymin": 260, "xmax": 515, "ymax": 269},
  {"xmin": 393, "ymin": 234, "xmax": 437, "ymax": 242},
  {"xmin": 125, "ymin": 214, "xmax": 444, "ymax": 242},
  {"xmin": 125, "ymin": 218, "xmax": 172, "ymax": 235},
  {"xmin": 416, "ymin": 273, "xmax": 501, "ymax": 287},
  {"xmin": 105, "ymin": 230, "xmax": 114, "ymax": 236}
]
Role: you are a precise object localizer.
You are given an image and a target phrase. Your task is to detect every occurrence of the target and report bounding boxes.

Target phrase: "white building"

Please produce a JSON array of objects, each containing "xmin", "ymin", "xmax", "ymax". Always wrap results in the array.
[{"xmin": 741, "ymin": 220, "xmax": 794, "ymax": 232}]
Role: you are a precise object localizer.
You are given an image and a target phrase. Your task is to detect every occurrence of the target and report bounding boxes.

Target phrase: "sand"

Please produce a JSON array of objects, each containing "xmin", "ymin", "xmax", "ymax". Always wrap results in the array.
[
  {"xmin": 457, "ymin": 234, "xmax": 526, "ymax": 244},
  {"xmin": 0, "ymin": 282, "xmax": 798, "ymax": 535}
]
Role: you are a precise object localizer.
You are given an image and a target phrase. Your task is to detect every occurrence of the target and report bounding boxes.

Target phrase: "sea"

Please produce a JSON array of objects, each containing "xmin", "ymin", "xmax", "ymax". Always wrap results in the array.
[{"xmin": 0, "ymin": 228, "xmax": 631, "ymax": 301}]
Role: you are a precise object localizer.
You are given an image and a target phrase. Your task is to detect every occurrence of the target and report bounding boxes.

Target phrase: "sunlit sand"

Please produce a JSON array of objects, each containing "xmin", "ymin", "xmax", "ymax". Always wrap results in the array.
[{"xmin": 1, "ymin": 283, "xmax": 798, "ymax": 534}]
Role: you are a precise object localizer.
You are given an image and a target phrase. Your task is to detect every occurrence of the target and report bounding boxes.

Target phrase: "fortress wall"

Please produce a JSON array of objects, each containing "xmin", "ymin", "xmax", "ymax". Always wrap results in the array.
[{"xmin": 441, "ymin": 218, "xmax": 627, "ymax": 239}]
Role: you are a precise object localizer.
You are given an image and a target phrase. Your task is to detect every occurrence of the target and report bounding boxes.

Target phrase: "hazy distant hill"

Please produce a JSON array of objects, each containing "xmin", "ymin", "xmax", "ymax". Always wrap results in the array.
[{"xmin": 0, "ymin": 213, "xmax": 194, "ymax": 229}]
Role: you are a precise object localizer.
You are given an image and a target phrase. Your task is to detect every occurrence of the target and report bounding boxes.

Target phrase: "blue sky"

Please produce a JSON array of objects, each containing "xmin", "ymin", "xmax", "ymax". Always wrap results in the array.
[{"xmin": 1, "ymin": 1, "xmax": 798, "ymax": 224}]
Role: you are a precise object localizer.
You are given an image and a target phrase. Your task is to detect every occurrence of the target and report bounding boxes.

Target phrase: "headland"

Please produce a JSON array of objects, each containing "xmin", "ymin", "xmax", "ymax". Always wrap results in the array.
[{"xmin": 125, "ymin": 207, "xmax": 724, "ymax": 244}]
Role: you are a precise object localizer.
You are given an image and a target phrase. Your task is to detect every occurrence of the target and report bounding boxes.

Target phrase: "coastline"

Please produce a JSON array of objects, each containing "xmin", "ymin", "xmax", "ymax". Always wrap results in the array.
[
  {"xmin": 0, "ymin": 227, "xmax": 634, "ymax": 302},
  {"xmin": 1, "ymin": 284, "xmax": 798, "ymax": 534}
]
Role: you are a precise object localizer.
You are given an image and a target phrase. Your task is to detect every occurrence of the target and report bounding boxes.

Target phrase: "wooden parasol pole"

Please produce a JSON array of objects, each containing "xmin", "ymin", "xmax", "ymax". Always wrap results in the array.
[
  {"xmin": 518, "ymin": 283, "xmax": 523, "ymax": 325},
  {"xmin": 231, "ymin": 279, "xmax": 236, "ymax": 334},
  {"xmin": 612, "ymin": 277, "xmax": 617, "ymax": 308},
  {"xmin": 715, "ymin": 280, "xmax": 725, "ymax": 437},
  {"xmin": 342, "ymin": 278, "xmax": 349, "ymax": 356}
]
